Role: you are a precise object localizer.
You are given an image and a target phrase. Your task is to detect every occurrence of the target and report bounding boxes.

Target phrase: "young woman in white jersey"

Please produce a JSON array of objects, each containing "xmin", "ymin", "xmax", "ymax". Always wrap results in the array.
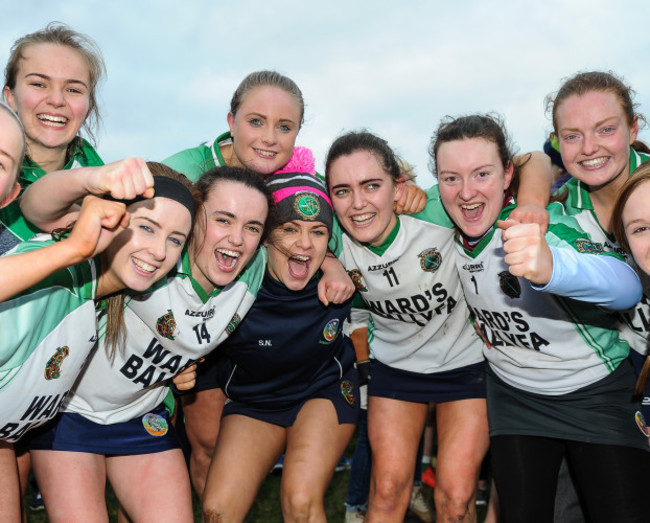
[
  {"xmin": 0, "ymin": 162, "xmax": 194, "ymax": 522},
  {"xmin": 1, "ymin": 24, "xmax": 107, "ymax": 511},
  {"xmin": 324, "ymin": 130, "xmax": 553, "ymax": 522},
  {"xmin": 432, "ymin": 113, "xmax": 648, "ymax": 523},
  {"xmin": 547, "ymin": 71, "xmax": 650, "ymax": 422},
  {"xmin": 20, "ymin": 161, "xmax": 270, "ymax": 522}
]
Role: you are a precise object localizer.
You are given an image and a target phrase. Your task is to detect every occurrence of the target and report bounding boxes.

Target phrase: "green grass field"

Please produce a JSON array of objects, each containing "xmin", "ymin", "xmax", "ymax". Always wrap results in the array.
[
  {"xmin": 25, "ymin": 470, "xmax": 490, "ymax": 522},
  {"xmin": 24, "ymin": 470, "xmax": 436, "ymax": 522}
]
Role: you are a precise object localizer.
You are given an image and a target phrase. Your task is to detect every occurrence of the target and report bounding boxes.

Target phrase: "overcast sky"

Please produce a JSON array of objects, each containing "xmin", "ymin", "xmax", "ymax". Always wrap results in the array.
[{"xmin": 3, "ymin": 1, "xmax": 649, "ymax": 187}]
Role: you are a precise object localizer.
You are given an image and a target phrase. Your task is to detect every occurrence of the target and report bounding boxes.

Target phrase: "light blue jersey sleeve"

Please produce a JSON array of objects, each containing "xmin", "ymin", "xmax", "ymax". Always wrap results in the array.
[{"xmin": 533, "ymin": 246, "xmax": 642, "ymax": 310}]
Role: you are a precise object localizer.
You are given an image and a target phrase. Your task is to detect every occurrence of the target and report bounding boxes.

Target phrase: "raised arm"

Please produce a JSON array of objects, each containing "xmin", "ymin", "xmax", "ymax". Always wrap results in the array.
[
  {"xmin": 0, "ymin": 196, "xmax": 128, "ymax": 303},
  {"xmin": 509, "ymin": 151, "xmax": 553, "ymax": 233},
  {"xmin": 499, "ymin": 219, "xmax": 642, "ymax": 310},
  {"xmin": 20, "ymin": 158, "xmax": 154, "ymax": 232}
]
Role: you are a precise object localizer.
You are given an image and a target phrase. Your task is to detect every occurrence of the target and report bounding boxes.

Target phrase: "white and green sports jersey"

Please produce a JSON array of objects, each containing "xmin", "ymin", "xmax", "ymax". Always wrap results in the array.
[
  {"xmin": 63, "ymin": 247, "xmax": 267, "ymax": 424},
  {"xmin": 336, "ymin": 186, "xmax": 483, "ymax": 374},
  {"xmin": 162, "ymin": 132, "xmax": 230, "ymax": 182},
  {"xmin": 0, "ymin": 236, "xmax": 99, "ymax": 442},
  {"xmin": 457, "ymin": 203, "xmax": 630, "ymax": 395},
  {"xmin": 558, "ymin": 148, "xmax": 650, "ymax": 355}
]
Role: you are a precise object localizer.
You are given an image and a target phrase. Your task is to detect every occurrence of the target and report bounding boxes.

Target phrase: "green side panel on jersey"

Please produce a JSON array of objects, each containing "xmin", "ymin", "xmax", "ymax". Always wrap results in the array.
[
  {"xmin": 0, "ymin": 138, "xmax": 103, "ymax": 244},
  {"xmin": 546, "ymin": 202, "xmax": 623, "ymax": 261},
  {"xmin": 629, "ymin": 148, "xmax": 650, "ymax": 173},
  {"xmin": 412, "ymin": 185, "xmax": 455, "ymax": 228},
  {"xmin": 162, "ymin": 132, "xmax": 230, "ymax": 182},
  {"xmin": 553, "ymin": 294, "xmax": 628, "ymax": 372}
]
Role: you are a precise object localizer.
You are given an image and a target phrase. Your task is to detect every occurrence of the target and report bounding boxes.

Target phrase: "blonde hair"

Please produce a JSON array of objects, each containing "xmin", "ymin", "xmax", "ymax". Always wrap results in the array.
[
  {"xmin": 4, "ymin": 22, "xmax": 106, "ymax": 145},
  {"xmin": 230, "ymin": 70, "xmax": 304, "ymax": 127}
]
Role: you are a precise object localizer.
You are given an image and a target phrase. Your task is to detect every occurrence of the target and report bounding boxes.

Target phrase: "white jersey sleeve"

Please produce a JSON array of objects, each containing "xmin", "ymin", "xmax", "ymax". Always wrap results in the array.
[{"xmin": 0, "ymin": 236, "xmax": 99, "ymax": 441}]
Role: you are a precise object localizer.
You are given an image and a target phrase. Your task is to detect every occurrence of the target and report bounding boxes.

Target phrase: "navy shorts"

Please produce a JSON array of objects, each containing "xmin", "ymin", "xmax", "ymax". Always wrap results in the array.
[
  {"xmin": 29, "ymin": 405, "xmax": 180, "ymax": 455},
  {"xmin": 222, "ymin": 367, "xmax": 360, "ymax": 427},
  {"xmin": 368, "ymin": 359, "xmax": 487, "ymax": 402}
]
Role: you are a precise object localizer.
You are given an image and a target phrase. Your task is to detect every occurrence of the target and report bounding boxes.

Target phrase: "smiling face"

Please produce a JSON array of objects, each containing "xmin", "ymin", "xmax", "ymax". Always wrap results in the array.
[
  {"xmin": 266, "ymin": 220, "xmax": 329, "ymax": 291},
  {"xmin": 328, "ymin": 150, "xmax": 404, "ymax": 246},
  {"xmin": 191, "ymin": 180, "xmax": 268, "ymax": 292},
  {"xmin": 0, "ymin": 108, "xmax": 24, "ymax": 206},
  {"xmin": 555, "ymin": 90, "xmax": 638, "ymax": 193},
  {"xmin": 3, "ymin": 43, "xmax": 91, "ymax": 163},
  {"xmin": 99, "ymin": 197, "xmax": 192, "ymax": 296},
  {"xmin": 621, "ymin": 180, "xmax": 650, "ymax": 275},
  {"xmin": 437, "ymin": 138, "xmax": 513, "ymax": 238},
  {"xmin": 227, "ymin": 86, "xmax": 301, "ymax": 176}
]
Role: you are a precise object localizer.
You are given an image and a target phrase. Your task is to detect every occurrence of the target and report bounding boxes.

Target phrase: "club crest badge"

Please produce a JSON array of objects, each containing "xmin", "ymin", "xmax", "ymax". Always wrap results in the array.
[
  {"xmin": 635, "ymin": 411, "xmax": 649, "ymax": 439},
  {"xmin": 498, "ymin": 271, "xmax": 521, "ymax": 299},
  {"xmin": 226, "ymin": 313, "xmax": 241, "ymax": 335},
  {"xmin": 575, "ymin": 239, "xmax": 603, "ymax": 254},
  {"xmin": 348, "ymin": 269, "xmax": 368, "ymax": 292},
  {"xmin": 142, "ymin": 412, "xmax": 168, "ymax": 437},
  {"xmin": 156, "ymin": 309, "xmax": 176, "ymax": 340},
  {"xmin": 340, "ymin": 379, "xmax": 356, "ymax": 406},
  {"xmin": 44, "ymin": 346, "xmax": 70, "ymax": 380},
  {"xmin": 418, "ymin": 248, "xmax": 442, "ymax": 273},
  {"xmin": 294, "ymin": 193, "xmax": 320, "ymax": 220},
  {"xmin": 321, "ymin": 319, "xmax": 341, "ymax": 344}
]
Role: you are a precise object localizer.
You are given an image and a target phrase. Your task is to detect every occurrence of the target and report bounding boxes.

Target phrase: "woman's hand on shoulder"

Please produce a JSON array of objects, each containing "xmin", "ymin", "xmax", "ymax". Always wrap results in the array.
[
  {"xmin": 318, "ymin": 254, "xmax": 355, "ymax": 305},
  {"xmin": 394, "ymin": 184, "xmax": 426, "ymax": 215}
]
